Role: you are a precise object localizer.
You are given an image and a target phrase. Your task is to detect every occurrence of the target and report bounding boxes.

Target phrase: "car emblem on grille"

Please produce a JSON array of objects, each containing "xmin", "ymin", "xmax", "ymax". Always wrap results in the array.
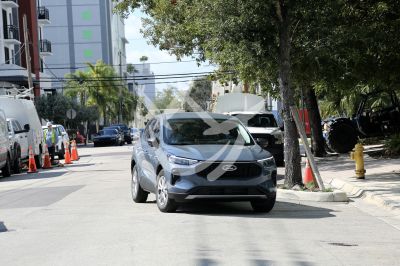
[{"xmin": 221, "ymin": 164, "xmax": 237, "ymax": 171}]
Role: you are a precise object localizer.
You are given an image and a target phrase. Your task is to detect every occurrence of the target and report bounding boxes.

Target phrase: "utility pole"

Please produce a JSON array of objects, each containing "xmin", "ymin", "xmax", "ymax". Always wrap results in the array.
[
  {"xmin": 23, "ymin": 15, "xmax": 34, "ymax": 97},
  {"xmin": 118, "ymin": 51, "xmax": 123, "ymax": 123}
]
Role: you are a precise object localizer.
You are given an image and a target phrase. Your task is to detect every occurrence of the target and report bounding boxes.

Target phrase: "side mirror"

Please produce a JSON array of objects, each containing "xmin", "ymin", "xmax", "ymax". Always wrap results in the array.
[
  {"xmin": 24, "ymin": 124, "xmax": 30, "ymax": 132},
  {"xmin": 61, "ymin": 132, "xmax": 67, "ymax": 136},
  {"xmin": 147, "ymin": 137, "xmax": 158, "ymax": 148}
]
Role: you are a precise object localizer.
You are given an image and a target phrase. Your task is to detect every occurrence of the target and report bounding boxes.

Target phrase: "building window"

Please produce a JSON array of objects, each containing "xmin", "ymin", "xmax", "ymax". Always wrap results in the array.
[
  {"xmin": 4, "ymin": 48, "xmax": 9, "ymax": 64},
  {"xmin": 11, "ymin": 49, "xmax": 14, "ymax": 64}
]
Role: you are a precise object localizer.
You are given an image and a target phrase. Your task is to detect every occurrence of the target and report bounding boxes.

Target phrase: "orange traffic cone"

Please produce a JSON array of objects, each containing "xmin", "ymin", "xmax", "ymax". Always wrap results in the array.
[
  {"xmin": 42, "ymin": 144, "xmax": 52, "ymax": 169},
  {"xmin": 303, "ymin": 159, "xmax": 316, "ymax": 188},
  {"xmin": 64, "ymin": 142, "xmax": 73, "ymax": 164},
  {"xmin": 71, "ymin": 140, "xmax": 79, "ymax": 161},
  {"xmin": 27, "ymin": 146, "xmax": 38, "ymax": 174}
]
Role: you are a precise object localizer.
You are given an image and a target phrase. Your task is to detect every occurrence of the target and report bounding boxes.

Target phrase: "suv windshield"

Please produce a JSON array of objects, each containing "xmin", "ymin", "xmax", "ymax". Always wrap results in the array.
[
  {"xmin": 233, "ymin": 114, "xmax": 277, "ymax": 128},
  {"xmin": 99, "ymin": 130, "xmax": 117, "ymax": 135},
  {"xmin": 164, "ymin": 118, "xmax": 254, "ymax": 145}
]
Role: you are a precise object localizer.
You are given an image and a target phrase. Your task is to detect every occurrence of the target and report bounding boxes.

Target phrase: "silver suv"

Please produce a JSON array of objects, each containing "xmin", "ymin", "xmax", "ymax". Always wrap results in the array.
[{"xmin": 131, "ymin": 112, "xmax": 277, "ymax": 213}]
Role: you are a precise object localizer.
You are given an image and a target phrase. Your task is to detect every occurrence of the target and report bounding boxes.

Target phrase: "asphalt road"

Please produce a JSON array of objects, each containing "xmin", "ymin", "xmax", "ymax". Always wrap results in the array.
[{"xmin": 1, "ymin": 145, "xmax": 400, "ymax": 266}]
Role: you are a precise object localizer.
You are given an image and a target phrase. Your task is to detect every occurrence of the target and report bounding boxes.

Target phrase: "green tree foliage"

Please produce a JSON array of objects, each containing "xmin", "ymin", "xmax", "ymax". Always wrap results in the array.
[
  {"xmin": 154, "ymin": 87, "xmax": 182, "ymax": 112},
  {"xmin": 184, "ymin": 78, "xmax": 212, "ymax": 112},
  {"xmin": 35, "ymin": 94, "xmax": 100, "ymax": 128},
  {"xmin": 35, "ymin": 94, "xmax": 72, "ymax": 124},
  {"xmin": 64, "ymin": 60, "xmax": 137, "ymax": 124}
]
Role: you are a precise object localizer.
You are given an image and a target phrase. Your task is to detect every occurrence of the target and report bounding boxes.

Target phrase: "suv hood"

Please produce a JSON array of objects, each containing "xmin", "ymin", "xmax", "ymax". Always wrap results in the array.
[
  {"xmin": 246, "ymin": 127, "xmax": 281, "ymax": 135},
  {"xmin": 162, "ymin": 144, "xmax": 271, "ymax": 162}
]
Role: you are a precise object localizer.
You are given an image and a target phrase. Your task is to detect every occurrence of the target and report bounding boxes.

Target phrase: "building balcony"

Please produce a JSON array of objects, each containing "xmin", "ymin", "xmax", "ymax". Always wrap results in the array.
[
  {"xmin": 40, "ymin": 39, "xmax": 52, "ymax": 56},
  {"xmin": 37, "ymin": 6, "xmax": 50, "ymax": 25},
  {"xmin": 3, "ymin": 25, "xmax": 20, "ymax": 45},
  {"xmin": 1, "ymin": 0, "xmax": 19, "ymax": 9}
]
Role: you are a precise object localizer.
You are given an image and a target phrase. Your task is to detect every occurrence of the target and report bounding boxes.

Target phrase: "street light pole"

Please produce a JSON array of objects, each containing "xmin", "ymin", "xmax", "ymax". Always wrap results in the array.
[{"xmin": 118, "ymin": 51, "xmax": 123, "ymax": 123}]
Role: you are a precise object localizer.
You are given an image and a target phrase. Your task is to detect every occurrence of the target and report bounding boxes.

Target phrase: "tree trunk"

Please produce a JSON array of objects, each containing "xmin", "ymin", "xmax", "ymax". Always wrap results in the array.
[
  {"xmin": 277, "ymin": 0, "xmax": 302, "ymax": 188},
  {"xmin": 304, "ymin": 86, "xmax": 326, "ymax": 157}
]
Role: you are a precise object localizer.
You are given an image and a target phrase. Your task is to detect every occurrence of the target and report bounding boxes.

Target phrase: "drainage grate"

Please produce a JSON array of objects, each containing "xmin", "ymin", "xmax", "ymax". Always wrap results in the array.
[{"xmin": 328, "ymin": 242, "xmax": 358, "ymax": 247}]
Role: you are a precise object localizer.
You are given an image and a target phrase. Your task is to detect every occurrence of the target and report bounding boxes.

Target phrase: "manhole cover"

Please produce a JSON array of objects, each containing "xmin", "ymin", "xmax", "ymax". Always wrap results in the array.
[{"xmin": 328, "ymin": 242, "xmax": 358, "ymax": 247}]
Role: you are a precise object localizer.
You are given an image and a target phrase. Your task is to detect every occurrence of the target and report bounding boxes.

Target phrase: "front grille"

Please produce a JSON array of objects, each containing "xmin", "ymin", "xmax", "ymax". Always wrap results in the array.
[
  {"xmin": 191, "ymin": 187, "xmax": 264, "ymax": 195},
  {"xmin": 196, "ymin": 162, "xmax": 262, "ymax": 180}
]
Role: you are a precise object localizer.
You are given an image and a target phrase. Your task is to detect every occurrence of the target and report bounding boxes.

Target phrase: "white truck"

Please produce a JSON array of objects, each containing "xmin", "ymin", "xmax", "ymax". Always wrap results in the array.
[
  {"xmin": 7, "ymin": 118, "xmax": 30, "ymax": 173},
  {"xmin": 214, "ymin": 93, "xmax": 284, "ymax": 165},
  {"xmin": 0, "ymin": 97, "xmax": 44, "ymax": 168}
]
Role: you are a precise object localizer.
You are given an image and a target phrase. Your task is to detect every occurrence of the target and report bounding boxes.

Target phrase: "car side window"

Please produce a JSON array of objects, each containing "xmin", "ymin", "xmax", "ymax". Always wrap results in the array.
[
  {"xmin": 12, "ymin": 120, "xmax": 21, "ymax": 131},
  {"xmin": 144, "ymin": 119, "xmax": 155, "ymax": 140},
  {"xmin": 15, "ymin": 121, "xmax": 22, "ymax": 131},
  {"xmin": 153, "ymin": 119, "xmax": 160, "ymax": 140}
]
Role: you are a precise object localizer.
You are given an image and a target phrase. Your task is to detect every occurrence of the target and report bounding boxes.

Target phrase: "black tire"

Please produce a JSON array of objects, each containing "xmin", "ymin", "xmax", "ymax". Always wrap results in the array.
[
  {"xmin": 131, "ymin": 165, "xmax": 148, "ymax": 203},
  {"xmin": 127, "ymin": 140, "xmax": 132, "ymax": 144},
  {"xmin": 2, "ymin": 154, "xmax": 11, "ymax": 177},
  {"xmin": 156, "ymin": 170, "xmax": 177, "ymax": 213},
  {"xmin": 13, "ymin": 155, "xmax": 21, "ymax": 174},
  {"xmin": 94, "ymin": 143, "xmax": 98, "ymax": 147},
  {"xmin": 35, "ymin": 152, "xmax": 43, "ymax": 169},
  {"xmin": 251, "ymin": 194, "xmax": 276, "ymax": 213},
  {"xmin": 59, "ymin": 144, "xmax": 65, "ymax": 159},
  {"xmin": 326, "ymin": 118, "xmax": 358, "ymax": 153}
]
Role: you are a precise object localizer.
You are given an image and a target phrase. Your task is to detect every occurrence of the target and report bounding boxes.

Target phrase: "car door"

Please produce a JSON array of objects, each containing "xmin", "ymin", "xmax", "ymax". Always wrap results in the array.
[
  {"xmin": 14, "ymin": 120, "xmax": 28, "ymax": 159},
  {"xmin": 0, "ymin": 111, "xmax": 8, "ymax": 166},
  {"xmin": 138, "ymin": 119, "xmax": 157, "ymax": 192},
  {"xmin": 146, "ymin": 118, "xmax": 161, "ymax": 189}
]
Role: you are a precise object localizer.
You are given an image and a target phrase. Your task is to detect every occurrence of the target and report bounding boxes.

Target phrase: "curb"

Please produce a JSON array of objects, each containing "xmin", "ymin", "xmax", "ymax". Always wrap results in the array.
[
  {"xmin": 326, "ymin": 178, "xmax": 400, "ymax": 215},
  {"xmin": 277, "ymin": 188, "xmax": 348, "ymax": 202}
]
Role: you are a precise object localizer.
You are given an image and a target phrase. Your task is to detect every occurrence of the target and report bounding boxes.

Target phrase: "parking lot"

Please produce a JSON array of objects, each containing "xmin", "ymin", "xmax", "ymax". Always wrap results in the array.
[{"xmin": 1, "ymin": 144, "xmax": 400, "ymax": 266}]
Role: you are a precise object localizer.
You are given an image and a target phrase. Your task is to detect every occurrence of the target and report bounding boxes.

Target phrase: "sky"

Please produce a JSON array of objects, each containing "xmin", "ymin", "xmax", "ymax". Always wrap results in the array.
[{"xmin": 124, "ymin": 10, "xmax": 215, "ymax": 92}]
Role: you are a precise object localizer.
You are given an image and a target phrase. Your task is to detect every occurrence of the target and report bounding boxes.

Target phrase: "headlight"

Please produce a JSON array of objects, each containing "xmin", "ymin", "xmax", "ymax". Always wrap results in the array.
[
  {"xmin": 257, "ymin": 156, "xmax": 276, "ymax": 170},
  {"xmin": 168, "ymin": 155, "xmax": 199, "ymax": 165}
]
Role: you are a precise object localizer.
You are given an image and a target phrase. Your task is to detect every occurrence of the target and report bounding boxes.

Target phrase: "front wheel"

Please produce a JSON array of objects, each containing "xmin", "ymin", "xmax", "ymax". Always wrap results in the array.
[
  {"xmin": 251, "ymin": 194, "xmax": 276, "ymax": 213},
  {"xmin": 131, "ymin": 165, "xmax": 148, "ymax": 203},
  {"xmin": 59, "ymin": 144, "xmax": 65, "ymax": 159},
  {"xmin": 156, "ymin": 170, "xmax": 177, "ymax": 213},
  {"xmin": 13, "ymin": 155, "xmax": 21, "ymax": 174},
  {"xmin": 1, "ymin": 155, "xmax": 11, "ymax": 177}
]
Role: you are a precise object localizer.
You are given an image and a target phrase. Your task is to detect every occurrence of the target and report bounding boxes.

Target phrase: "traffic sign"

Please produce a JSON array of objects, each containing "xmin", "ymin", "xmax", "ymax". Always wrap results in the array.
[{"xmin": 66, "ymin": 108, "xmax": 77, "ymax": 119}]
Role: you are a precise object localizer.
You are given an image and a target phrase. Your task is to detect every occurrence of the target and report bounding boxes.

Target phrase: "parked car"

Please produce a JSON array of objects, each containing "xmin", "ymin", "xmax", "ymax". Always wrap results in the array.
[
  {"xmin": 0, "ymin": 109, "xmax": 12, "ymax": 177},
  {"xmin": 42, "ymin": 124, "xmax": 70, "ymax": 159},
  {"xmin": 7, "ymin": 118, "xmax": 30, "ymax": 173},
  {"xmin": 230, "ymin": 111, "xmax": 284, "ymax": 166},
  {"xmin": 130, "ymin": 112, "xmax": 277, "ymax": 213},
  {"xmin": 93, "ymin": 129, "xmax": 123, "ymax": 147},
  {"xmin": 0, "ymin": 97, "xmax": 43, "ymax": 167},
  {"xmin": 130, "ymin": 127, "xmax": 140, "ymax": 142},
  {"xmin": 109, "ymin": 124, "xmax": 132, "ymax": 144}
]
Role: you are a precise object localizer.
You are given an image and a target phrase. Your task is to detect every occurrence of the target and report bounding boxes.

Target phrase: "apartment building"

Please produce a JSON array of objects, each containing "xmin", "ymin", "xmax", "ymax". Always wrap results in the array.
[
  {"xmin": 42, "ymin": 0, "xmax": 128, "ymax": 91},
  {"xmin": 0, "ymin": 0, "xmax": 52, "ymax": 97},
  {"xmin": 127, "ymin": 62, "xmax": 156, "ymax": 103}
]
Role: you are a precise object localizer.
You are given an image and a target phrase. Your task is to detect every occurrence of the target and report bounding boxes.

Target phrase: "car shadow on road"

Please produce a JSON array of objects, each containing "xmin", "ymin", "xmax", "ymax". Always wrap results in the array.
[
  {"xmin": 177, "ymin": 201, "xmax": 336, "ymax": 219},
  {"xmin": 0, "ymin": 170, "xmax": 68, "ymax": 182}
]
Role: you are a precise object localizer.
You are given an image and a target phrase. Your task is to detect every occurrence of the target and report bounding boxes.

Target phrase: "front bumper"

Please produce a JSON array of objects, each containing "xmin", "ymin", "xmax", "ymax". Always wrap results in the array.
[{"xmin": 167, "ymin": 169, "xmax": 277, "ymax": 202}]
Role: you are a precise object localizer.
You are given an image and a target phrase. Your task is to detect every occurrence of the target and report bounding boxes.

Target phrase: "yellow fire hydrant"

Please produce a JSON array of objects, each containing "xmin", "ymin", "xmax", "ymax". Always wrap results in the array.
[{"xmin": 350, "ymin": 143, "xmax": 366, "ymax": 179}]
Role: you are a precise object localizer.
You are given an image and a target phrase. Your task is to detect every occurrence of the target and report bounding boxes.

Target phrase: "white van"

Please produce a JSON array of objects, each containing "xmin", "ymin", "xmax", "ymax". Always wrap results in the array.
[
  {"xmin": 0, "ymin": 109, "xmax": 11, "ymax": 177},
  {"xmin": 0, "ymin": 97, "xmax": 43, "ymax": 167}
]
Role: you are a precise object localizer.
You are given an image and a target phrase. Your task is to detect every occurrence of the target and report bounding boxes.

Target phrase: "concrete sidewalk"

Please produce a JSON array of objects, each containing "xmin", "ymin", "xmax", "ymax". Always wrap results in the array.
[{"xmin": 316, "ymin": 154, "xmax": 400, "ymax": 215}]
